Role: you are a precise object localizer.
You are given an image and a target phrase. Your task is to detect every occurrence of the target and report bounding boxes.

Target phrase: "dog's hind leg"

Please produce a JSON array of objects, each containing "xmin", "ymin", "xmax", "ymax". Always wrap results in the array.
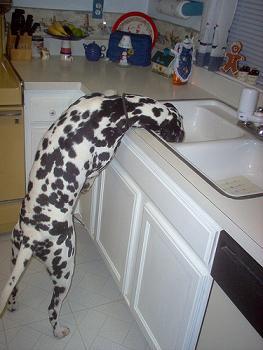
[
  {"xmin": 7, "ymin": 224, "xmax": 22, "ymax": 312},
  {"xmin": 48, "ymin": 257, "xmax": 74, "ymax": 338}
]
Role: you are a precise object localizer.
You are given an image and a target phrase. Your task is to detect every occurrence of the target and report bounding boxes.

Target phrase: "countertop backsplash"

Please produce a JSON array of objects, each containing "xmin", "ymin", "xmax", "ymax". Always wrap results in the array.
[{"xmin": 5, "ymin": 6, "xmax": 199, "ymax": 56}]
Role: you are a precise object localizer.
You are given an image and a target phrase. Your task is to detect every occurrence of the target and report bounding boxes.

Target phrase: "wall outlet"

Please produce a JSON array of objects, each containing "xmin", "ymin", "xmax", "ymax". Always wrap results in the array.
[{"xmin": 92, "ymin": 0, "xmax": 104, "ymax": 19}]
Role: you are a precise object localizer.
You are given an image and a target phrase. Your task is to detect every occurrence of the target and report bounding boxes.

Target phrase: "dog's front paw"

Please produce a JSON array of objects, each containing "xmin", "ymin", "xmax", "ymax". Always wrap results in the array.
[{"xmin": 54, "ymin": 326, "xmax": 70, "ymax": 338}]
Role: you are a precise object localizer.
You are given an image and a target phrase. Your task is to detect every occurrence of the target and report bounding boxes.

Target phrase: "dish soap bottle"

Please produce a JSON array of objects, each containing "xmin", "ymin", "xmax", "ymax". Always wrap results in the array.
[{"xmin": 171, "ymin": 36, "xmax": 193, "ymax": 85}]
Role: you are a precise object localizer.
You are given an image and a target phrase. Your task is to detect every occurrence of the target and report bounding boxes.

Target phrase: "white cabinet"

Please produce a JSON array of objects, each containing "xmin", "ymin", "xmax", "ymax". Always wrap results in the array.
[
  {"xmin": 95, "ymin": 160, "xmax": 142, "ymax": 298},
  {"xmin": 132, "ymin": 202, "xmax": 212, "ymax": 350},
  {"xmin": 24, "ymin": 89, "xmax": 83, "ymax": 180},
  {"xmin": 91, "ymin": 135, "xmax": 219, "ymax": 350}
]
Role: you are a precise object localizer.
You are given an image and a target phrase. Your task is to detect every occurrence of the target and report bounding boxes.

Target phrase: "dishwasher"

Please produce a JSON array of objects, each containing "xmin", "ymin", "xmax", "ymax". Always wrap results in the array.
[{"xmin": 197, "ymin": 230, "xmax": 263, "ymax": 350}]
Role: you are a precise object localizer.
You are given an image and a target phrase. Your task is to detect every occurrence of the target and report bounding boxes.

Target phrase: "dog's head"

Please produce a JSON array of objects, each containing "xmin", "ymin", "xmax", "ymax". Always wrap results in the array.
[
  {"xmin": 159, "ymin": 102, "xmax": 184, "ymax": 142},
  {"xmin": 125, "ymin": 96, "xmax": 184, "ymax": 142}
]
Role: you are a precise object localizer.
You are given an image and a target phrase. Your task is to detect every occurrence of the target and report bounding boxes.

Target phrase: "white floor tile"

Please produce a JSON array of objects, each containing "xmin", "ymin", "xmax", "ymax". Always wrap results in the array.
[
  {"xmin": 98, "ymin": 316, "xmax": 131, "ymax": 344},
  {"xmin": 0, "ymin": 331, "xmax": 6, "ymax": 346},
  {"xmin": 0, "ymin": 223, "xmax": 148, "ymax": 350},
  {"xmin": 74, "ymin": 309, "xmax": 107, "ymax": 329},
  {"xmin": 6, "ymin": 326, "xmax": 41, "ymax": 350},
  {"xmin": 94, "ymin": 301, "xmax": 135, "ymax": 323},
  {"xmin": 26, "ymin": 257, "xmax": 46, "ymax": 274},
  {"xmin": 0, "ymin": 321, "xmax": 4, "ymax": 334},
  {"xmin": 73, "ymin": 309, "xmax": 107, "ymax": 348},
  {"xmin": 29, "ymin": 312, "xmax": 77, "ymax": 338},
  {"xmin": 18, "ymin": 285, "xmax": 50, "ymax": 309},
  {"xmin": 99, "ymin": 277, "xmax": 122, "ymax": 300},
  {"xmin": 22, "ymin": 270, "xmax": 52, "ymax": 292},
  {"xmin": 32, "ymin": 332, "xmax": 72, "ymax": 350},
  {"xmin": 90, "ymin": 336, "xmax": 131, "ymax": 350},
  {"xmin": 80, "ymin": 259, "xmax": 111, "ymax": 279},
  {"xmin": 67, "ymin": 285, "xmax": 111, "ymax": 312},
  {"xmin": 123, "ymin": 322, "xmax": 149, "ymax": 350},
  {"xmin": 78, "ymin": 271, "xmax": 108, "ymax": 292},
  {"xmin": 63, "ymin": 328, "xmax": 87, "ymax": 350},
  {"xmin": 2, "ymin": 303, "xmax": 47, "ymax": 329}
]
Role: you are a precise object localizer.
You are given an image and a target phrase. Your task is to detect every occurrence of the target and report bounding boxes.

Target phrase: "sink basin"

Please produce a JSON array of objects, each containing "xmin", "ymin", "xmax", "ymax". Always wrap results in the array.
[
  {"xmin": 154, "ymin": 99, "xmax": 262, "ymax": 199},
  {"xmin": 164, "ymin": 99, "xmax": 245, "ymax": 142},
  {"xmin": 174, "ymin": 139, "xmax": 263, "ymax": 198}
]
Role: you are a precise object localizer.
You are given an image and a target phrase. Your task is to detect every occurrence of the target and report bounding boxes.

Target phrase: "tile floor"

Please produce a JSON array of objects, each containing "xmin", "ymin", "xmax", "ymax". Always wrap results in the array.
[{"xmin": 0, "ymin": 221, "xmax": 150, "ymax": 350}]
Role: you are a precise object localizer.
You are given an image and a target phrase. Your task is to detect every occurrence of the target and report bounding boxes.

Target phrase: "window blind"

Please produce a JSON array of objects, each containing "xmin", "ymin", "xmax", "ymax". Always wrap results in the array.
[{"xmin": 227, "ymin": 0, "xmax": 263, "ymax": 85}]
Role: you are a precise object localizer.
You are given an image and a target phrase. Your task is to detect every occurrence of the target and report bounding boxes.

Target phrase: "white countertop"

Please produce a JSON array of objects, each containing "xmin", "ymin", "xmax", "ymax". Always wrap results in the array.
[
  {"xmin": 12, "ymin": 56, "xmax": 263, "ymax": 266},
  {"xmin": 13, "ymin": 56, "xmax": 212, "ymax": 99}
]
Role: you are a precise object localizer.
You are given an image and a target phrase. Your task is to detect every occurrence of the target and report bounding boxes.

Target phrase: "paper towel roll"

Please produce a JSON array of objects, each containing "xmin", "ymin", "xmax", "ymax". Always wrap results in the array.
[
  {"xmin": 156, "ymin": 0, "xmax": 191, "ymax": 19},
  {"xmin": 156, "ymin": 0, "xmax": 203, "ymax": 19}
]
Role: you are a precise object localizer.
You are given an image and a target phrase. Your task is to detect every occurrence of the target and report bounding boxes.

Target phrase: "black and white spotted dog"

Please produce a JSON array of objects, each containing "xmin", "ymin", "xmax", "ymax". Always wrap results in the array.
[{"xmin": 0, "ymin": 92, "xmax": 184, "ymax": 337}]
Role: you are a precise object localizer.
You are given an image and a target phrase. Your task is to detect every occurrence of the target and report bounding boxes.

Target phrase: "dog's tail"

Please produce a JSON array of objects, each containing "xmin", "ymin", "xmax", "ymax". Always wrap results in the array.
[{"xmin": 0, "ymin": 245, "xmax": 32, "ymax": 315}]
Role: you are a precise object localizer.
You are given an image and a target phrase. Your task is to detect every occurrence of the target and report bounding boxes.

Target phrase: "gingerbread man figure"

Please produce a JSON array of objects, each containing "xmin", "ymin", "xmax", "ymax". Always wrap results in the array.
[{"xmin": 221, "ymin": 41, "xmax": 245, "ymax": 75}]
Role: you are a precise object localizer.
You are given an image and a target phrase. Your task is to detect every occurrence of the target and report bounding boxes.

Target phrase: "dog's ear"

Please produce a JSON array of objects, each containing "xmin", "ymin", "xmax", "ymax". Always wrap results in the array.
[{"xmin": 163, "ymin": 102, "xmax": 175, "ymax": 109}]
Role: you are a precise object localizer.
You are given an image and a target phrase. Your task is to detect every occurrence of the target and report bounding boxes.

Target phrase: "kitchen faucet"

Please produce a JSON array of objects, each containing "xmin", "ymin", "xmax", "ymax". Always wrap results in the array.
[{"xmin": 237, "ymin": 88, "xmax": 263, "ymax": 139}]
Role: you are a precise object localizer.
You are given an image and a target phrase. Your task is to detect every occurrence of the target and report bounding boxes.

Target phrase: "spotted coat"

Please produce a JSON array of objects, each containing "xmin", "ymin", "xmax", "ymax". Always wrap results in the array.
[{"xmin": 0, "ymin": 93, "xmax": 184, "ymax": 338}]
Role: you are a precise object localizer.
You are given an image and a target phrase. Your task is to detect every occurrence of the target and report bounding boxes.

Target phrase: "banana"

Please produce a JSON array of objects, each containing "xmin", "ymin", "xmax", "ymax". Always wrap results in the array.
[
  {"xmin": 47, "ymin": 25, "xmax": 66, "ymax": 37},
  {"xmin": 48, "ymin": 22, "xmax": 67, "ymax": 37},
  {"xmin": 53, "ymin": 21, "xmax": 68, "ymax": 36}
]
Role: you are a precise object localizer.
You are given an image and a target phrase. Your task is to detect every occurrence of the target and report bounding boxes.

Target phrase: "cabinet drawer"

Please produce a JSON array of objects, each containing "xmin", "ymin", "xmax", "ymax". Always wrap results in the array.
[{"xmin": 27, "ymin": 90, "xmax": 83, "ymax": 122}]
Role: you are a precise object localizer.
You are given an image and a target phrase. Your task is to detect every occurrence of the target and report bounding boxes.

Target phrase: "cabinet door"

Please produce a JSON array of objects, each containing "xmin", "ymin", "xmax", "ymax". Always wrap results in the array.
[
  {"xmin": 132, "ymin": 202, "xmax": 211, "ymax": 350},
  {"xmin": 24, "ymin": 90, "xmax": 83, "ymax": 180},
  {"xmin": 27, "ymin": 123, "xmax": 50, "ymax": 177},
  {"xmin": 96, "ymin": 160, "xmax": 142, "ymax": 295},
  {"xmin": 79, "ymin": 177, "xmax": 100, "ymax": 239}
]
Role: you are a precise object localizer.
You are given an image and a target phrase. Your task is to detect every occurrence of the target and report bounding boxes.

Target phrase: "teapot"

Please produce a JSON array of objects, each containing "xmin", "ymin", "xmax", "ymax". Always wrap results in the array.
[{"xmin": 83, "ymin": 41, "xmax": 106, "ymax": 61}]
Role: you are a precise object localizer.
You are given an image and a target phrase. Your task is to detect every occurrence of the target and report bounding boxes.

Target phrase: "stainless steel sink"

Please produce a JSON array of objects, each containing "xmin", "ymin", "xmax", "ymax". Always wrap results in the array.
[{"xmin": 155, "ymin": 99, "xmax": 263, "ymax": 199}]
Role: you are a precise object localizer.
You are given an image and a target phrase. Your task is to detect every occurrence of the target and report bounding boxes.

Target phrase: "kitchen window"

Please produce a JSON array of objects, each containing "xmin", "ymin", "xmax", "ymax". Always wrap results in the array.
[{"xmin": 227, "ymin": 0, "xmax": 263, "ymax": 85}]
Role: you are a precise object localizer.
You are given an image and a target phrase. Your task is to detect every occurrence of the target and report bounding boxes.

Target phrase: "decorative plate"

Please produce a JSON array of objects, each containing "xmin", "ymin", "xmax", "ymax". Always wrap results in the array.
[{"xmin": 112, "ymin": 12, "xmax": 158, "ymax": 47}]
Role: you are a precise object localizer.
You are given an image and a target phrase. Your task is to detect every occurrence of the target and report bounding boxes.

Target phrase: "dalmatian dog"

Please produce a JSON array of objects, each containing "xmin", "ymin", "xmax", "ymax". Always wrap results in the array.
[{"xmin": 0, "ymin": 92, "xmax": 184, "ymax": 338}]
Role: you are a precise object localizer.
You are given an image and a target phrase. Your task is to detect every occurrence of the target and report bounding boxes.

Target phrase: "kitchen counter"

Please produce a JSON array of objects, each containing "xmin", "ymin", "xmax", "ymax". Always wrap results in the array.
[
  {"xmin": 12, "ymin": 56, "xmax": 212, "ymax": 99},
  {"xmin": 12, "ymin": 56, "xmax": 263, "ymax": 266}
]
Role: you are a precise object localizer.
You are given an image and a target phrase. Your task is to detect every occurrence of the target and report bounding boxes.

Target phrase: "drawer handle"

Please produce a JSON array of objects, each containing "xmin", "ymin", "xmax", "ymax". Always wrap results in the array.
[
  {"xmin": 49, "ymin": 109, "xmax": 57, "ymax": 118},
  {"xmin": 0, "ymin": 111, "xmax": 22, "ymax": 117}
]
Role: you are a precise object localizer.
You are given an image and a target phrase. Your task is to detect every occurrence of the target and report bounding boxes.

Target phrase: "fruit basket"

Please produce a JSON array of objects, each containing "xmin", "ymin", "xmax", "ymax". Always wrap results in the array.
[{"xmin": 45, "ymin": 21, "xmax": 88, "ymax": 40}]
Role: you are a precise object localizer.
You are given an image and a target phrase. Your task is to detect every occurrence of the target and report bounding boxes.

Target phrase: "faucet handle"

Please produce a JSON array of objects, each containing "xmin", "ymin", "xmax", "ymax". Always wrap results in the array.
[
  {"xmin": 254, "ymin": 106, "xmax": 263, "ymax": 120},
  {"xmin": 256, "ymin": 125, "xmax": 263, "ymax": 137},
  {"xmin": 255, "ymin": 106, "xmax": 263, "ymax": 113}
]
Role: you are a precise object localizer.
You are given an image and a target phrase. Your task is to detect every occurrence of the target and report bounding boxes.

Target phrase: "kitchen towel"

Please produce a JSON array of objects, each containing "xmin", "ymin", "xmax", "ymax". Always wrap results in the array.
[{"xmin": 195, "ymin": 0, "xmax": 238, "ymax": 71}]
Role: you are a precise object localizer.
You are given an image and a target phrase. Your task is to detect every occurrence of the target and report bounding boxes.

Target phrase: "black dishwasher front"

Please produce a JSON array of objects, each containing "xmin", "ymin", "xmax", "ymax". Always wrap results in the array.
[{"xmin": 211, "ymin": 230, "xmax": 263, "ymax": 337}]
